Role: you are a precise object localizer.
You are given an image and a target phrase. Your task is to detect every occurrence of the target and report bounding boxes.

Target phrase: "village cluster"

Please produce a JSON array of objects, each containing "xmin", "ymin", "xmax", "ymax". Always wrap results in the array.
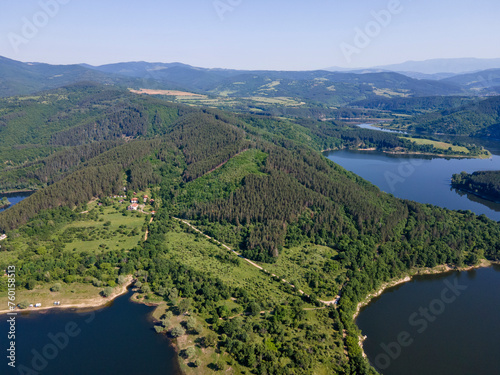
[
  {"xmin": 126, "ymin": 194, "xmax": 155, "ymax": 213},
  {"xmin": 99, "ymin": 193, "xmax": 156, "ymax": 215}
]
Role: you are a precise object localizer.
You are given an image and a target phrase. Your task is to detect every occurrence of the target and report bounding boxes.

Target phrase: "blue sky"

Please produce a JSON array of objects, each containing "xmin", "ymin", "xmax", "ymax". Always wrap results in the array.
[{"xmin": 1, "ymin": 0, "xmax": 499, "ymax": 70}]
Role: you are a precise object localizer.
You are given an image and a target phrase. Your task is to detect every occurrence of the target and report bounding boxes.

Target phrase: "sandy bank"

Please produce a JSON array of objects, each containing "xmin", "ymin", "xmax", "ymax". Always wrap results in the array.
[{"xmin": 0, "ymin": 276, "xmax": 134, "ymax": 315}]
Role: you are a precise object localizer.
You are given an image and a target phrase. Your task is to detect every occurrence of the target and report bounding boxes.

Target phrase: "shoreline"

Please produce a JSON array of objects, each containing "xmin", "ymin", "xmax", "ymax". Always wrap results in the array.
[
  {"xmin": 382, "ymin": 150, "xmax": 488, "ymax": 159},
  {"xmin": 452, "ymin": 185, "xmax": 500, "ymax": 204},
  {"xmin": 354, "ymin": 259, "xmax": 498, "ymax": 359},
  {"xmin": 0, "ymin": 276, "xmax": 134, "ymax": 316},
  {"xmin": 0, "ymin": 189, "xmax": 37, "ymax": 195},
  {"xmin": 322, "ymin": 148, "xmax": 486, "ymax": 159}
]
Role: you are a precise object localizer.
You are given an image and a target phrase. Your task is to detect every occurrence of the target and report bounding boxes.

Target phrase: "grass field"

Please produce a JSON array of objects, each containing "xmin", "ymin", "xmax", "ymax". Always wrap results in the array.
[
  {"xmin": 247, "ymin": 96, "xmax": 305, "ymax": 106},
  {"xmin": 145, "ymin": 222, "xmax": 340, "ymax": 374},
  {"xmin": 0, "ymin": 198, "xmax": 149, "ymax": 305},
  {"xmin": 165, "ymin": 222, "xmax": 303, "ymax": 306},
  {"xmin": 255, "ymin": 244, "xmax": 341, "ymax": 300},
  {"xmin": 403, "ymin": 137, "xmax": 471, "ymax": 153},
  {"xmin": 62, "ymin": 207, "xmax": 147, "ymax": 253}
]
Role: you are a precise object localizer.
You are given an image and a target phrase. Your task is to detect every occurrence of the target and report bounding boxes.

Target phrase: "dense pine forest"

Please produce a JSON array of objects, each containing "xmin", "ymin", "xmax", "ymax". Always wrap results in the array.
[{"xmin": 1, "ymin": 83, "xmax": 500, "ymax": 374}]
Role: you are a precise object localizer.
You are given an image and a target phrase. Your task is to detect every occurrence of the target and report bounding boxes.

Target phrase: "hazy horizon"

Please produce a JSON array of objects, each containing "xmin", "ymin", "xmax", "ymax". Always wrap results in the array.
[
  {"xmin": 4, "ymin": 55, "xmax": 500, "ymax": 74},
  {"xmin": 1, "ymin": 0, "xmax": 500, "ymax": 71}
]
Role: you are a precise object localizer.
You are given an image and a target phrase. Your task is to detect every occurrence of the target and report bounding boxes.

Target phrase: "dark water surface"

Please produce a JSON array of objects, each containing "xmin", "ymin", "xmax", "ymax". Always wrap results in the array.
[
  {"xmin": 326, "ymin": 150, "xmax": 500, "ymax": 221},
  {"xmin": 1, "ymin": 290, "xmax": 181, "ymax": 375},
  {"xmin": 356, "ymin": 266, "xmax": 500, "ymax": 375}
]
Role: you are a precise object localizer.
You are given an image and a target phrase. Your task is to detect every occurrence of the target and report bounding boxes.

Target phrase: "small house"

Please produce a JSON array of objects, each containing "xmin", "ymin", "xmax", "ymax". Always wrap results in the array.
[
  {"xmin": 143, "ymin": 195, "xmax": 148, "ymax": 203},
  {"xmin": 151, "ymin": 211, "xmax": 156, "ymax": 215},
  {"xmin": 131, "ymin": 198, "xmax": 139, "ymax": 204},
  {"xmin": 35, "ymin": 303, "xmax": 42, "ymax": 308},
  {"xmin": 128, "ymin": 203, "xmax": 139, "ymax": 211},
  {"xmin": 0, "ymin": 234, "xmax": 7, "ymax": 241}
]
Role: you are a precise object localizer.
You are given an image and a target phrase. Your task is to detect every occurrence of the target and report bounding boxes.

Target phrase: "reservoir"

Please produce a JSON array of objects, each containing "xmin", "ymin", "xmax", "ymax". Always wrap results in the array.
[
  {"xmin": 326, "ymin": 150, "xmax": 500, "ymax": 221},
  {"xmin": 0, "ymin": 289, "xmax": 181, "ymax": 375},
  {"xmin": 356, "ymin": 266, "xmax": 500, "ymax": 375}
]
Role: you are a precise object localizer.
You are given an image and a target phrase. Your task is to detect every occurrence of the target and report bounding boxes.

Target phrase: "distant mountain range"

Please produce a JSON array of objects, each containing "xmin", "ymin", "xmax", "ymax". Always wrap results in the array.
[
  {"xmin": 326, "ymin": 58, "xmax": 500, "ymax": 76},
  {"xmin": 1, "ymin": 56, "xmax": 499, "ymax": 104},
  {"xmin": 0, "ymin": 56, "xmax": 169, "ymax": 98}
]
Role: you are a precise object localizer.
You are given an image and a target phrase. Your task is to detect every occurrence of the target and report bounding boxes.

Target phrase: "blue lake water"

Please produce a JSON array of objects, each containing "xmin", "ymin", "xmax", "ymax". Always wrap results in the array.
[
  {"xmin": 0, "ymin": 289, "xmax": 180, "ymax": 375},
  {"xmin": 0, "ymin": 192, "xmax": 33, "ymax": 213},
  {"xmin": 326, "ymin": 150, "xmax": 500, "ymax": 221}
]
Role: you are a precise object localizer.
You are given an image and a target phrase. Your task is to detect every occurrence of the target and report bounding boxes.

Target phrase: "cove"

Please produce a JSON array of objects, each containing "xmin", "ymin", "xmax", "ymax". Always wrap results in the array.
[
  {"xmin": 0, "ymin": 289, "xmax": 181, "ymax": 375},
  {"xmin": 356, "ymin": 265, "xmax": 500, "ymax": 375}
]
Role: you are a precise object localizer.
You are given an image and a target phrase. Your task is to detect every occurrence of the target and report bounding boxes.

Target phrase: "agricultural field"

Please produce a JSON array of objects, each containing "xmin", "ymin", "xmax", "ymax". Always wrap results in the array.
[
  {"xmin": 246, "ymin": 96, "xmax": 305, "ymax": 106},
  {"xmin": 403, "ymin": 137, "xmax": 471, "ymax": 154}
]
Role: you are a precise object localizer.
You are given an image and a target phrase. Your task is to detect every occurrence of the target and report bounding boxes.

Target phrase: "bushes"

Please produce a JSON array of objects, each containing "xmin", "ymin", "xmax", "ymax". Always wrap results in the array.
[
  {"xmin": 170, "ymin": 325, "xmax": 186, "ymax": 338},
  {"xmin": 101, "ymin": 286, "xmax": 113, "ymax": 297},
  {"xmin": 50, "ymin": 283, "xmax": 62, "ymax": 292}
]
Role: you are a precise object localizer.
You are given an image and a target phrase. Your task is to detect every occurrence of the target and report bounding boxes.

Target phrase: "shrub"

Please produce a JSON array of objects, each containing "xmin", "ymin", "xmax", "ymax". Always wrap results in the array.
[
  {"xmin": 154, "ymin": 326, "xmax": 166, "ymax": 334},
  {"xmin": 26, "ymin": 279, "xmax": 36, "ymax": 290},
  {"xmin": 203, "ymin": 332, "xmax": 218, "ymax": 347},
  {"xmin": 50, "ymin": 283, "xmax": 62, "ymax": 292},
  {"xmin": 170, "ymin": 325, "xmax": 186, "ymax": 338},
  {"xmin": 185, "ymin": 346, "xmax": 196, "ymax": 358},
  {"xmin": 101, "ymin": 286, "xmax": 113, "ymax": 297}
]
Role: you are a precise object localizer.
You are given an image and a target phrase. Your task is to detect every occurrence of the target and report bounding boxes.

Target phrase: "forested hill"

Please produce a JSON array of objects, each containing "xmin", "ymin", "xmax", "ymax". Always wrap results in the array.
[
  {"xmin": 0, "ymin": 56, "xmax": 172, "ymax": 98},
  {"xmin": 1, "ymin": 83, "xmax": 500, "ymax": 374},
  {"xmin": 387, "ymin": 96, "xmax": 500, "ymax": 136},
  {"xmin": 0, "ymin": 83, "xmax": 467, "ymax": 194}
]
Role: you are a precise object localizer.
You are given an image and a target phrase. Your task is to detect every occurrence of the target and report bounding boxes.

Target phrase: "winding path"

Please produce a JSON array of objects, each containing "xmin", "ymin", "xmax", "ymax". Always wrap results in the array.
[{"xmin": 173, "ymin": 217, "xmax": 339, "ymax": 306}]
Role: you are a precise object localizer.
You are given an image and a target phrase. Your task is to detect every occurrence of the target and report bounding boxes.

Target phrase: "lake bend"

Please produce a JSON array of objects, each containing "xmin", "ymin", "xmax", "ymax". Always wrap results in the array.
[
  {"xmin": 356, "ymin": 265, "xmax": 500, "ymax": 375},
  {"xmin": 326, "ymin": 150, "xmax": 500, "ymax": 221},
  {"xmin": 328, "ymin": 135, "xmax": 500, "ymax": 374},
  {"xmin": 0, "ymin": 192, "xmax": 34, "ymax": 214},
  {"xmin": 0, "ymin": 289, "xmax": 181, "ymax": 375}
]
